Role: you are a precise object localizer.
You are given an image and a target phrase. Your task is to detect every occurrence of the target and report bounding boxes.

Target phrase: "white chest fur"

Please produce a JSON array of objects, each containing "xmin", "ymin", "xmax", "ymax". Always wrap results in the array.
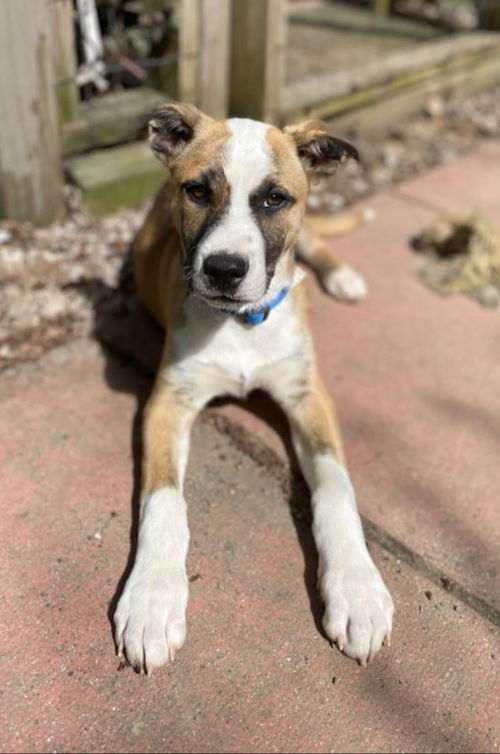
[{"xmin": 166, "ymin": 291, "xmax": 310, "ymax": 406}]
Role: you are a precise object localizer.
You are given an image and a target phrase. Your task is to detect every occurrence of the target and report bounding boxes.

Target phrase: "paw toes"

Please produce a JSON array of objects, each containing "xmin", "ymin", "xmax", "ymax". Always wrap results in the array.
[
  {"xmin": 166, "ymin": 618, "xmax": 187, "ymax": 654},
  {"xmin": 143, "ymin": 626, "xmax": 170, "ymax": 674},
  {"xmin": 323, "ymin": 607, "xmax": 348, "ymax": 650},
  {"xmin": 321, "ymin": 567, "xmax": 394, "ymax": 665},
  {"xmin": 345, "ymin": 616, "xmax": 372, "ymax": 662},
  {"xmin": 113, "ymin": 603, "xmax": 127, "ymax": 647},
  {"xmin": 369, "ymin": 605, "xmax": 393, "ymax": 658},
  {"xmin": 122, "ymin": 626, "xmax": 146, "ymax": 671}
]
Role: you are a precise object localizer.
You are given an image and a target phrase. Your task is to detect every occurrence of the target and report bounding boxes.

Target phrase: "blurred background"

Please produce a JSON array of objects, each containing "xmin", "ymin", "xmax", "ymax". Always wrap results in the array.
[
  {"xmin": 1, "ymin": 0, "xmax": 500, "ymax": 223},
  {"xmin": 0, "ymin": 0, "xmax": 500, "ymax": 366}
]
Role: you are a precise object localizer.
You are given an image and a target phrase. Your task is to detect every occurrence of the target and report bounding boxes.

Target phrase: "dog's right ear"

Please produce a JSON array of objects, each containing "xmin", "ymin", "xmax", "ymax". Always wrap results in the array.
[
  {"xmin": 284, "ymin": 119, "xmax": 358, "ymax": 177},
  {"xmin": 148, "ymin": 103, "xmax": 204, "ymax": 166}
]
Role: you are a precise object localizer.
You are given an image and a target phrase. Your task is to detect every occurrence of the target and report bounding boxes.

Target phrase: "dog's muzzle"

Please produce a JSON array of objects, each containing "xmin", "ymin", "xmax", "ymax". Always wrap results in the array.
[{"xmin": 202, "ymin": 252, "xmax": 249, "ymax": 296}]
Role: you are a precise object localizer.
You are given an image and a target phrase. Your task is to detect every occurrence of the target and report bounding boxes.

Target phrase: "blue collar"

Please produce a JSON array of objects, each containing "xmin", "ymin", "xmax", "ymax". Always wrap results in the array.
[{"xmin": 222, "ymin": 286, "xmax": 290, "ymax": 326}]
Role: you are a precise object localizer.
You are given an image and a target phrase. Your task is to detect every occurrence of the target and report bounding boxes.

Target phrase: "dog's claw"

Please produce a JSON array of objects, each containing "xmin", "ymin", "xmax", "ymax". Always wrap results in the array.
[
  {"xmin": 169, "ymin": 647, "xmax": 176, "ymax": 662},
  {"xmin": 330, "ymin": 633, "xmax": 345, "ymax": 653}
]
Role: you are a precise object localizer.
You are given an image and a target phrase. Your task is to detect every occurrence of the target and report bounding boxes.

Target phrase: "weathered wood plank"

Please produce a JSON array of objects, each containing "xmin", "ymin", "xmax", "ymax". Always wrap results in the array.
[
  {"xmin": 229, "ymin": 0, "xmax": 286, "ymax": 123},
  {"xmin": 51, "ymin": 0, "xmax": 79, "ymax": 124},
  {"xmin": 326, "ymin": 53, "xmax": 500, "ymax": 138},
  {"xmin": 281, "ymin": 31, "xmax": 500, "ymax": 115},
  {"xmin": 289, "ymin": 3, "xmax": 440, "ymax": 39},
  {"xmin": 199, "ymin": 0, "xmax": 230, "ymax": 117},
  {"xmin": 374, "ymin": 0, "xmax": 392, "ymax": 17},
  {"xmin": 62, "ymin": 87, "xmax": 167, "ymax": 155},
  {"xmin": 305, "ymin": 46, "xmax": 499, "ymax": 121},
  {"xmin": 178, "ymin": 0, "xmax": 201, "ymax": 104},
  {"xmin": 65, "ymin": 141, "xmax": 165, "ymax": 216},
  {"xmin": 0, "ymin": 0, "xmax": 64, "ymax": 225}
]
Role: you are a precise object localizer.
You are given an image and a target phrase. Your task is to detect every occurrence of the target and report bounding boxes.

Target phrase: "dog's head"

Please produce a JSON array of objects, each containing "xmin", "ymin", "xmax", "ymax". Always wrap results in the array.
[{"xmin": 149, "ymin": 103, "xmax": 358, "ymax": 310}]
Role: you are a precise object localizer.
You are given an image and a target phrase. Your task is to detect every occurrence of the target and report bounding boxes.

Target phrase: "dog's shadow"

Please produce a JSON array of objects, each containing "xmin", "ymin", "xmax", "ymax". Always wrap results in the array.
[{"xmin": 75, "ymin": 255, "xmax": 326, "ymax": 648}]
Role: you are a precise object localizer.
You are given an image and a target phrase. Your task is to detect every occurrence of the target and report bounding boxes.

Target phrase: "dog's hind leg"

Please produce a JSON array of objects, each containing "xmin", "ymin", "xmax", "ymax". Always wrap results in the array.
[
  {"xmin": 274, "ymin": 371, "xmax": 394, "ymax": 666},
  {"xmin": 298, "ymin": 215, "xmax": 370, "ymax": 303},
  {"xmin": 114, "ymin": 377, "xmax": 199, "ymax": 674}
]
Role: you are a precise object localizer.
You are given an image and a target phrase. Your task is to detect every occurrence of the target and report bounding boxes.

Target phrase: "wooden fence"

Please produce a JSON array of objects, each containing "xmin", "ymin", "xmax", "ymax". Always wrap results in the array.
[
  {"xmin": 0, "ymin": 0, "xmax": 287, "ymax": 225},
  {"xmin": 1, "ymin": 0, "xmax": 499, "ymax": 225}
]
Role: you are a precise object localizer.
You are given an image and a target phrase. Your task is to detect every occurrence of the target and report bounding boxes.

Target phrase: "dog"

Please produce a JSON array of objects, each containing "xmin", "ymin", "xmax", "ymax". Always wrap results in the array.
[{"xmin": 114, "ymin": 103, "xmax": 394, "ymax": 673}]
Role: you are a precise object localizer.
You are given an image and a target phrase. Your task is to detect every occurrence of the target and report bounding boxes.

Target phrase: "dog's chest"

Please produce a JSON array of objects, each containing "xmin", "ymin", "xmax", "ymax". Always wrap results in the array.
[{"xmin": 170, "ymin": 299, "xmax": 308, "ymax": 403}]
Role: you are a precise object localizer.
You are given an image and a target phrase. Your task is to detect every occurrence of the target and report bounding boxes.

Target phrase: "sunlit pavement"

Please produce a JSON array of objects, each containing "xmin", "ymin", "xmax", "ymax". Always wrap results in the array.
[{"xmin": 1, "ymin": 143, "xmax": 499, "ymax": 753}]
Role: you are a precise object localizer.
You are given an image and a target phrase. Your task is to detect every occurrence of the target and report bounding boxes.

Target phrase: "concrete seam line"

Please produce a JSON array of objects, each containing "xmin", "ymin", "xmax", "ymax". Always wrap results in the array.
[
  {"xmin": 205, "ymin": 409, "xmax": 500, "ymax": 630},
  {"xmin": 81, "ymin": 339, "xmax": 500, "ymax": 630}
]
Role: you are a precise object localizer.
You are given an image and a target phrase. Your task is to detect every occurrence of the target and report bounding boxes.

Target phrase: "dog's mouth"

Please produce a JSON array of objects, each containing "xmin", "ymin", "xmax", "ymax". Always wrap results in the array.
[
  {"xmin": 196, "ymin": 291, "xmax": 253, "ymax": 311},
  {"xmin": 186, "ymin": 276, "xmax": 260, "ymax": 310}
]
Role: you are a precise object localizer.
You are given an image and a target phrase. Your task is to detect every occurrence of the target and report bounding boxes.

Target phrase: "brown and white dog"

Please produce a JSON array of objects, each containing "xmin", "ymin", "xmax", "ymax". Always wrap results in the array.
[{"xmin": 114, "ymin": 103, "xmax": 394, "ymax": 673}]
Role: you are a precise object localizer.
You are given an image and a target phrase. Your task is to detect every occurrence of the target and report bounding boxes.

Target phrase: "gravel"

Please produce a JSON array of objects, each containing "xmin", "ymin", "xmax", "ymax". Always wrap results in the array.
[{"xmin": 0, "ymin": 192, "xmax": 143, "ymax": 371}]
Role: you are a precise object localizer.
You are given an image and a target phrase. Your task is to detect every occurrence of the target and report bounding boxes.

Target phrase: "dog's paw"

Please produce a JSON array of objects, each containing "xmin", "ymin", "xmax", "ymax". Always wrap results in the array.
[
  {"xmin": 320, "ymin": 560, "xmax": 393, "ymax": 666},
  {"xmin": 114, "ymin": 565, "xmax": 188, "ymax": 674},
  {"xmin": 323, "ymin": 265, "xmax": 367, "ymax": 303}
]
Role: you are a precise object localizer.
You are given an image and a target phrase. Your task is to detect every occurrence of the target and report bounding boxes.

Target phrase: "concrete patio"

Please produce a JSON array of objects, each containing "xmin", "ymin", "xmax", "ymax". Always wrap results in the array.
[{"xmin": 1, "ymin": 142, "xmax": 499, "ymax": 753}]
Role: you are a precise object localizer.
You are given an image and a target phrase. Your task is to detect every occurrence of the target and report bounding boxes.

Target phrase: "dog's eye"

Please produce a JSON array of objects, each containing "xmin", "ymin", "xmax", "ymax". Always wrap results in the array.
[
  {"xmin": 263, "ymin": 190, "xmax": 290, "ymax": 210},
  {"xmin": 183, "ymin": 183, "xmax": 210, "ymax": 204}
]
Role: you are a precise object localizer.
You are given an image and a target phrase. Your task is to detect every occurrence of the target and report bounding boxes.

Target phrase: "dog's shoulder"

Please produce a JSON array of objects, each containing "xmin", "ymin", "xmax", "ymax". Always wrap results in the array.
[{"xmin": 132, "ymin": 181, "xmax": 184, "ymax": 328}]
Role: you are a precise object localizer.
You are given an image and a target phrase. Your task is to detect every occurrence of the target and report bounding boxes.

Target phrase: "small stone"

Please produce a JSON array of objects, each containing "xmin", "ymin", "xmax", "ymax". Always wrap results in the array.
[
  {"xmin": 325, "ymin": 194, "xmax": 346, "ymax": 211},
  {"xmin": 0, "ymin": 228, "xmax": 12, "ymax": 244},
  {"xmin": 424, "ymin": 94, "xmax": 445, "ymax": 121},
  {"xmin": 306, "ymin": 194, "xmax": 322, "ymax": 211}
]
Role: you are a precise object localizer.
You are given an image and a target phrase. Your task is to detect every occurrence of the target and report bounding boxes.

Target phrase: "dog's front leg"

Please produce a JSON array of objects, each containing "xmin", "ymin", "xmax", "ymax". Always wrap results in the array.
[
  {"xmin": 279, "ymin": 374, "xmax": 394, "ymax": 665},
  {"xmin": 114, "ymin": 377, "xmax": 198, "ymax": 673}
]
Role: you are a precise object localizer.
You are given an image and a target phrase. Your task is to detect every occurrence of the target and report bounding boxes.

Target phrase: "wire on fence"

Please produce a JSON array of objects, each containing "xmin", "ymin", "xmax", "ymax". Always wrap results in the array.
[{"xmin": 54, "ymin": 51, "xmax": 198, "ymax": 86}]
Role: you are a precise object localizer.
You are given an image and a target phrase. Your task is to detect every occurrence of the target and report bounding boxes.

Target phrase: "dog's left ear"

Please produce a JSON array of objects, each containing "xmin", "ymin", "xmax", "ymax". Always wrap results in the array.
[
  {"xmin": 148, "ymin": 102, "xmax": 207, "ymax": 166},
  {"xmin": 284, "ymin": 119, "xmax": 358, "ymax": 176}
]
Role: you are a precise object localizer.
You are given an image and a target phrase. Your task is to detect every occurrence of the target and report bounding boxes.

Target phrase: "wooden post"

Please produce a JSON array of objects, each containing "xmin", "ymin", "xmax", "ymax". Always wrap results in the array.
[
  {"xmin": 51, "ymin": 0, "xmax": 79, "ymax": 124},
  {"xmin": 374, "ymin": 0, "xmax": 391, "ymax": 17},
  {"xmin": 199, "ymin": 0, "xmax": 231, "ymax": 118},
  {"xmin": 229, "ymin": 0, "xmax": 286, "ymax": 123},
  {"xmin": 0, "ymin": 0, "xmax": 64, "ymax": 225},
  {"xmin": 178, "ymin": 0, "xmax": 201, "ymax": 104}
]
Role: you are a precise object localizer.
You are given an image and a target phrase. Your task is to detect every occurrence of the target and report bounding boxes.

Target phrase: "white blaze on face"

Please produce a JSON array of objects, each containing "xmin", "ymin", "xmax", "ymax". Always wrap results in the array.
[{"xmin": 197, "ymin": 118, "xmax": 273, "ymax": 302}]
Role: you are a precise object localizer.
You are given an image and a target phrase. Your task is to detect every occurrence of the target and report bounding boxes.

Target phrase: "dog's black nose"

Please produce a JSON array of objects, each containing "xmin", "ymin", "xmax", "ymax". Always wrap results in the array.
[{"xmin": 203, "ymin": 253, "xmax": 248, "ymax": 287}]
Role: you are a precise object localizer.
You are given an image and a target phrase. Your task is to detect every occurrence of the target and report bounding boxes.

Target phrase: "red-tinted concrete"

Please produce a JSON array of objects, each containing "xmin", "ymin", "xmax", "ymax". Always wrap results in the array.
[
  {"xmin": 2, "ymin": 144, "xmax": 500, "ymax": 753},
  {"xmin": 398, "ymin": 140, "xmax": 500, "ymax": 223},
  {"xmin": 1, "ymin": 345, "xmax": 498, "ymax": 753}
]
